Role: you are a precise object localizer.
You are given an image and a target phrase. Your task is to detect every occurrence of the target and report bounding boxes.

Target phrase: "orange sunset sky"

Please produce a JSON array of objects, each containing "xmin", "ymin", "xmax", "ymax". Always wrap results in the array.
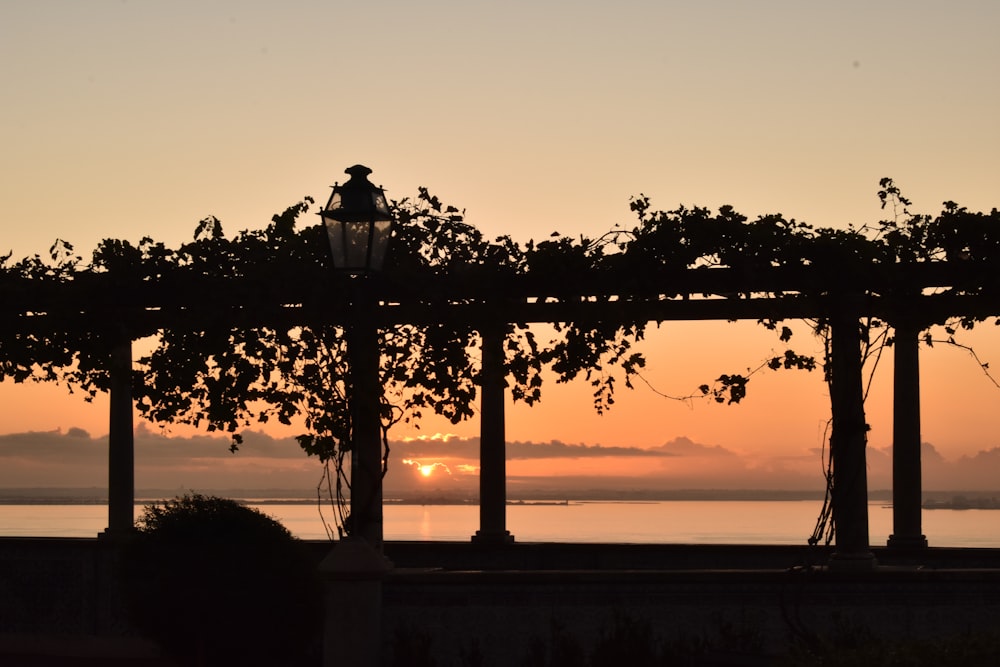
[{"xmin": 1, "ymin": 1, "xmax": 999, "ymax": 494}]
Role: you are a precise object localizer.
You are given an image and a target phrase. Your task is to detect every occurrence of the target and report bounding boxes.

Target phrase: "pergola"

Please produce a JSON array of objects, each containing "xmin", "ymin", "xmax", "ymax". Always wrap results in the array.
[{"xmin": 4, "ymin": 250, "xmax": 999, "ymax": 568}]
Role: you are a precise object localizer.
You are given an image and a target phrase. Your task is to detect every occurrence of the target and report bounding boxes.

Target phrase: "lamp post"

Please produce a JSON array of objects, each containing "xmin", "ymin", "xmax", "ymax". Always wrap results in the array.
[
  {"xmin": 320, "ymin": 164, "xmax": 394, "ymax": 275},
  {"xmin": 318, "ymin": 164, "xmax": 394, "ymax": 550},
  {"xmin": 317, "ymin": 165, "xmax": 394, "ymax": 667}
]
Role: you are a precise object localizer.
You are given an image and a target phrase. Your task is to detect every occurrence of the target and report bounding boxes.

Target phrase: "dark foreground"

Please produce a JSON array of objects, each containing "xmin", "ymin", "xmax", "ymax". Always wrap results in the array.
[{"xmin": 2, "ymin": 539, "xmax": 999, "ymax": 665}]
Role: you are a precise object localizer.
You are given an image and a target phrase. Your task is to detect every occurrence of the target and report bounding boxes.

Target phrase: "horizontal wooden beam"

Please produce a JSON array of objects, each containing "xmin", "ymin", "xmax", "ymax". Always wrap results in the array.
[
  {"xmin": 2, "ymin": 261, "xmax": 998, "ymax": 339},
  {"xmin": 4, "ymin": 291, "xmax": 997, "ymax": 340}
]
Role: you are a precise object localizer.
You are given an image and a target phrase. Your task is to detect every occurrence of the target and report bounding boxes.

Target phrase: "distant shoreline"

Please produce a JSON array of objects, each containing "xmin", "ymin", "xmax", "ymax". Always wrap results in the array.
[
  {"xmin": 2, "ymin": 487, "xmax": 997, "ymax": 506},
  {"xmin": 923, "ymin": 496, "xmax": 1000, "ymax": 510},
  {"xmin": 0, "ymin": 487, "xmax": 840, "ymax": 505}
]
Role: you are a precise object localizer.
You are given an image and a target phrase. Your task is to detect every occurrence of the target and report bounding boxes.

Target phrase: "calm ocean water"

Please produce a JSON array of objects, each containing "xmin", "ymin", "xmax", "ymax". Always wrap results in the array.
[{"xmin": 2, "ymin": 500, "xmax": 999, "ymax": 547}]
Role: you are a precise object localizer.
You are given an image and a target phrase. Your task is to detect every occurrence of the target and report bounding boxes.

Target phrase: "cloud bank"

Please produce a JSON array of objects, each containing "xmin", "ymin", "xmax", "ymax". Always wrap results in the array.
[{"xmin": 0, "ymin": 425, "xmax": 997, "ymax": 495}]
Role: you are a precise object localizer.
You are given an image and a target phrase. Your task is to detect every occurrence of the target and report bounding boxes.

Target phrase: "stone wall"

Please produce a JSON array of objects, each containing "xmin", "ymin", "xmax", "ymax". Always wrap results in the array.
[
  {"xmin": 381, "ymin": 567, "xmax": 1000, "ymax": 665},
  {"xmin": 2, "ymin": 538, "xmax": 999, "ymax": 664}
]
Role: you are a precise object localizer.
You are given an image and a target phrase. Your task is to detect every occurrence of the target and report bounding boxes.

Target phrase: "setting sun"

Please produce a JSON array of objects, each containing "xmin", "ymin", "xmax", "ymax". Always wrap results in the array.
[{"xmin": 403, "ymin": 459, "xmax": 451, "ymax": 479}]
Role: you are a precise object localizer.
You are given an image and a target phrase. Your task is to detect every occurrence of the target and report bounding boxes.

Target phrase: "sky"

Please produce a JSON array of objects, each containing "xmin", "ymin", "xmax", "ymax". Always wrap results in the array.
[{"xmin": 1, "ymin": 1, "xmax": 999, "ymax": 495}]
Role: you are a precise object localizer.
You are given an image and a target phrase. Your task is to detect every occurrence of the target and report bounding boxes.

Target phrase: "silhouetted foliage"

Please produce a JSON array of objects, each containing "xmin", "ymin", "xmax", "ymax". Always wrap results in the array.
[
  {"xmin": 784, "ymin": 627, "xmax": 1000, "ymax": 667},
  {"xmin": 515, "ymin": 612, "xmax": 769, "ymax": 666},
  {"xmin": 589, "ymin": 615, "xmax": 661, "ymax": 667},
  {"xmin": 2, "ymin": 179, "xmax": 999, "ymax": 539},
  {"xmin": 119, "ymin": 494, "xmax": 322, "ymax": 667},
  {"xmin": 521, "ymin": 620, "xmax": 588, "ymax": 667}
]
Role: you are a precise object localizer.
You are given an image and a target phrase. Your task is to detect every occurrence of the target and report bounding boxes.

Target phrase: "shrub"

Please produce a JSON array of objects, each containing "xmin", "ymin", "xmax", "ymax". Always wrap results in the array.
[{"xmin": 119, "ymin": 494, "xmax": 323, "ymax": 666}]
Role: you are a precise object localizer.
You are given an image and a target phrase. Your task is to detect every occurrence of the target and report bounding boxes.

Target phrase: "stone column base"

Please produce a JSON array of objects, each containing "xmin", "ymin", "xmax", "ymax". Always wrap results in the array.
[
  {"xmin": 471, "ymin": 530, "xmax": 515, "ymax": 545},
  {"xmin": 320, "ymin": 537, "xmax": 392, "ymax": 667}
]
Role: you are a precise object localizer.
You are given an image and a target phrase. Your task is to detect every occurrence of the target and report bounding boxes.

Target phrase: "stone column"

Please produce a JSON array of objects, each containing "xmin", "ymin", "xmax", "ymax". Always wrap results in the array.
[
  {"xmin": 887, "ymin": 318, "xmax": 928, "ymax": 548},
  {"xmin": 828, "ymin": 307, "xmax": 877, "ymax": 569},
  {"xmin": 102, "ymin": 336, "xmax": 135, "ymax": 538},
  {"xmin": 473, "ymin": 323, "xmax": 514, "ymax": 544},
  {"xmin": 320, "ymin": 537, "xmax": 390, "ymax": 667}
]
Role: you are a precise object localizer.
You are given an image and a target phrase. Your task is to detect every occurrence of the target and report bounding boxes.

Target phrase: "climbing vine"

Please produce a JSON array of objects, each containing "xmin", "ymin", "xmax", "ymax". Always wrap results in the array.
[{"xmin": 1, "ymin": 177, "xmax": 998, "ymax": 541}]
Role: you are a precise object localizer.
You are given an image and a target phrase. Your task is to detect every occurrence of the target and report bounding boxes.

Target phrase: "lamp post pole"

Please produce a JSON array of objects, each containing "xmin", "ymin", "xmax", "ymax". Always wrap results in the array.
[
  {"xmin": 317, "ymin": 164, "xmax": 394, "ymax": 667},
  {"xmin": 318, "ymin": 163, "xmax": 395, "ymax": 549},
  {"xmin": 345, "ymin": 284, "xmax": 384, "ymax": 549}
]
